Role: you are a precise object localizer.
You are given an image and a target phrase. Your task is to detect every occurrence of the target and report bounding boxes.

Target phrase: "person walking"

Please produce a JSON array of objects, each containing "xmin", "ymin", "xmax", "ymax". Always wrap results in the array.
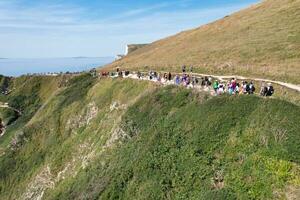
[
  {"xmin": 213, "ymin": 80, "xmax": 219, "ymax": 94},
  {"xmin": 266, "ymin": 83, "xmax": 274, "ymax": 96},
  {"xmin": 189, "ymin": 66, "xmax": 193, "ymax": 73},
  {"xmin": 182, "ymin": 65, "xmax": 186, "ymax": 73},
  {"xmin": 249, "ymin": 81, "xmax": 255, "ymax": 94},
  {"xmin": 174, "ymin": 75, "xmax": 181, "ymax": 85},
  {"xmin": 168, "ymin": 72, "xmax": 172, "ymax": 81}
]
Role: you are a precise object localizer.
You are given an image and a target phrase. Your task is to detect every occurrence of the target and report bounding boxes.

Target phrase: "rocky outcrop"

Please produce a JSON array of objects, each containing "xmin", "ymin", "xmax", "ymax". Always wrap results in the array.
[
  {"xmin": 109, "ymin": 101, "xmax": 127, "ymax": 112},
  {"xmin": 10, "ymin": 131, "xmax": 27, "ymax": 151},
  {"xmin": 126, "ymin": 44, "xmax": 148, "ymax": 55},
  {"xmin": 0, "ymin": 118, "xmax": 5, "ymax": 137},
  {"xmin": 20, "ymin": 166, "xmax": 55, "ymax": 200},
  {"xmin": 66, "ymin": 102, "xmax": 99, "ymax": 134}
]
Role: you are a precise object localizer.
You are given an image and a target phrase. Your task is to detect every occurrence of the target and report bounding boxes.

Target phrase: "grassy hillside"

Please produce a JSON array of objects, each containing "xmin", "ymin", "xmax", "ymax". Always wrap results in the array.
[
  {"xmin": 107, "ymin": 0, "xmax": 300, "ymax": 84},
  {"xmin": 0, "ymin": 75, "xmax": 156, "ymax": 200},
  {"xmin": 0, "ymin": 74, "xmax": 299, "ymax": 199},
  {"xmin": 45, "ymin": 87, "xmax": 300, "ymax": 200},
  {"xmin": 0, "ymin": 75, "xmax": 71, "ymax": 154}
]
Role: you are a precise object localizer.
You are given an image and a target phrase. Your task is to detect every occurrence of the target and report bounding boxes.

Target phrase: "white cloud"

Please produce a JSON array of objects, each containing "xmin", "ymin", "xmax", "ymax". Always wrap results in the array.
[
  {"xmin": 118, "ymin": 2, "xmax": 171, "ymax": 17},
  {"xmin": 0, "ymin": 1, "xmax": 257, "ymax": 58}
]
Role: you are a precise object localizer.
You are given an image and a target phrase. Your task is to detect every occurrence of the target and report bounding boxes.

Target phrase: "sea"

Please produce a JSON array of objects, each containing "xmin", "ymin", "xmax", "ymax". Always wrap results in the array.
[{"xmin": 0, "ymin": 57, "xmax": 114, "ymax": 77}]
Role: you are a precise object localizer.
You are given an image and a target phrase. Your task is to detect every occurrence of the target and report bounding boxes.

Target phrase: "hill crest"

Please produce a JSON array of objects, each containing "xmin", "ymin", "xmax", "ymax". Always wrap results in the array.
[{"xmin": 105, "ymin": 0, "xmax": 300, "ymax": 84}]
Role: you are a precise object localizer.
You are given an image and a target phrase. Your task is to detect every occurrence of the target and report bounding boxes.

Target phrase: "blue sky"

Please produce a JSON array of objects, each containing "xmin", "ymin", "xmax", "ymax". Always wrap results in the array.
[{"xmin": 0, "ymin": 0, "xmax": 259, "ymax": 58}]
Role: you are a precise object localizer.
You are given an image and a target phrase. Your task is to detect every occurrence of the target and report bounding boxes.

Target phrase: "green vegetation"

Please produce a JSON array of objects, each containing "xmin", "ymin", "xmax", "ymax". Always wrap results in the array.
[
  {"xmin": 0, "ymin": 73, "xmax": 299, "ymax": 200},
  {"xmin": 1, "ymin": 1, "xmax": 300, "ymax": 199},
  {"xmin": 107, "ymin": 0, "xmax": 300, "ymax": 84},
  {"xmin": 0, "ymin": 75, "xmax": 69, "ymax": 154},
  {"xmin": 0, "ymin": 76, "xmax": 12, "ymax": 102},
  {"xmin": 45, "ymin": 86, "xmax": 300, "ymax": 200},
  {"xmin": 0, "ymin": 75, "xmax": 11, "ymax": 90},
  {"xmin": 0, "ymin": 108, "xmax": 17, "ymax": 126},
  {"xmin": 0, "ymin": 75, "xmax": 156, "ymax": 200}
]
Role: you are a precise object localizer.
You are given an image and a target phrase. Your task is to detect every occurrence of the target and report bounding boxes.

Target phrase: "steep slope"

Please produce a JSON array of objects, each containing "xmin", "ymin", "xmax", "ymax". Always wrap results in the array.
[
  {"xmin": 0, "ymin": 75, "xmax": 71, "ymax": 154},
  {"xmin": 0, "ymin": 75, "xmax": 11, "ymax": 89},
  {"xmin": 107, "ymin": 0, "xmax": 300, "ymax": 84},
  {"xmin": 0, "ymin": 75, "xmax": 156, "ymax": 200},
  {"xmin": 0, "ymin": 74, "xmax": 299, "ymax": 199},
  {"xmin": 44, "ymin": 88, "xmax": 300, "ymax": 200}
]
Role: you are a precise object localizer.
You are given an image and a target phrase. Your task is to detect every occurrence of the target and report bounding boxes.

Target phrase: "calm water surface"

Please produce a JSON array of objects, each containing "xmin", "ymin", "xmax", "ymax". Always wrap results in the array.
[{"xmin": 0, "ymin": 57, "xmax": 114, "ymax": 76}]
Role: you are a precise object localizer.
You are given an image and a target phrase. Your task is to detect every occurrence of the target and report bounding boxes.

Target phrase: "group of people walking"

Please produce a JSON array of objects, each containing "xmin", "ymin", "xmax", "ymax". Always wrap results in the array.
[
  {"xmin": 212, "ymin": 79, "xmax": 256, "ymax": 96},
  {"xmin": 99, "ymin": 68, "xmax": 275, "ymax": 97},
  {"xmin": 260, "ymin": 83, "xmax": 275, "ymax": 97}
]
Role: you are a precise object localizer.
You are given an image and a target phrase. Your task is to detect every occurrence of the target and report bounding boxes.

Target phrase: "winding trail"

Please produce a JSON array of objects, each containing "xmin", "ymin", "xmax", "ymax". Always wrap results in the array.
[
  {"xmin": 190, "ymin": 73, "xmax": 300, "ymax": 92},
  {"xmin": 111, "ymin": 72, "xmax": 300, "ymax": 93},
  {"xmin": 0, "ymin": 102, "xmax": 22, "ymax": 138},
  {"xmin": 0, "ymin": 103, "xmax": 22, "ymax": 116},
  {"xmin": 115, "ymin": 74, "xmax": 217, "ymax": 96}
]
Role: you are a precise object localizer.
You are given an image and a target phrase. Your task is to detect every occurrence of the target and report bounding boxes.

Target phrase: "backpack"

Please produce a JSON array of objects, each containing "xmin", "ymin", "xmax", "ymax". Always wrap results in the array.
[
  {"xmin": 263, "ymin": 87, "xmax": 268, "ymax": 95},
  {"xmin": 269, "ymin": 86, "xmax": 274, "ymax": 94},
  {"xmin": 246, "ymin": 85, "xmax": 250, "ymax": 92},
  {"xmin": 213, "ymin": 82, "xmax": 218, "ymax": 89},
  {"xmin": 266, "ymin": 86, "xmax": 274, "ymax": 96}
]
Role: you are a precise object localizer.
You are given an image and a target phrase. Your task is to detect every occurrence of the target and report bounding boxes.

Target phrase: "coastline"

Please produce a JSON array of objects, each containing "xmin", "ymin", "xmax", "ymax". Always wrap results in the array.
[{"xmin": 0, "ymin": 57, "xmax": 114, "ymax": 77}]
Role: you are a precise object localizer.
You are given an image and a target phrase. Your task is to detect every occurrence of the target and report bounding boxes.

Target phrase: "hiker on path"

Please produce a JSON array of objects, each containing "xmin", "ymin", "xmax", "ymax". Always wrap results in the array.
[
  {"xmin": 189, "ymin": 66, "xmax": 193, "ymax": 73},
  {"xmin": 218, "ymin": 83, "xmax": 225, "ymax": 95},
  {"xmin": 201, "ymin": 77, "xmax": 205, "ymax": 87},
  {"xmin": 118, "ymin": 71, "xmax": 123, "ymax": 77},
  {"xmin": 149, "ymin": 71, "xmax": 153, "ymax": 80},
  {"xmin": 161, "ymin": 73, "xmax": 167, "ymax": 83},
  {"xmin": 163, "ymin": 73, "xmax": 167, "ymax": 80},
  {"xmin": 137, "ymin": 71, "xmax": 141, "ymax": 79},
  {"xmin": 204, "ymin": 77, "xmax": 209, "ymax": 86},
  {"xmin": 208, "ymin": 77, "xmax": 212, "ymax": 86},
  {"xmin": 154, "ymin": 71, "xmax": 158, "ymax": 80},
  {"xmin": 125, "ymin": 71, "xmax": 130, "ymax": 76},
  {"xmin": 182, "ymin": 74, "xmax": 187, "ymax": 85},
  {"xmin": 157, "ymin": 73, "xmax": 161, "ymax": 82},
  {"xmin": 235, "ymin": 83, "xmax": 240, "ymax": 94},
  {"xmin": 167, "ymin": 72, "xmax": 172, "ymax": 81},
  {"xmin": 260, "ymin": 82, "xmax": 274, "ymax": 96},
  {"xmin": 231, "ymin": 79, "xmax": 237, "ymax": 93},
  {"xmin": 213, "ymin": 80, "xmax": 219, "ymax": 94},
  {"xmin": 242, "ymin": 81, "xmax": 248, "ymax": 94},
  {"xmin": 249, "ymin": 81, "xmax": 255, "ymax": 94},
  {"xmin": 266, "ymin": 83, "xmax": 274, "ymax": 96},
  {"xmin": 182, "ymin": 65, "xmax": 186, "ymax": 73},
  {"xmin": 174, "ymin": 75, "xmax": 181, "ymax": 85},
  {"xmin": 227, "ymin": 80, "xmax": 234, "ymax": 95},
  {"xmin": 192, "ymin": 76, "xmax": 198, "ymax": 86},
  {"xmin": 186, "ymin": 75, "xmax": 191, "ymax": 86},
  {"xmin": 260, "ymin": 83, "xmax": 267, "ymax": 96},
  {"xmin": 202, "ymin": 77, "xmax": 212, "ymax": 86}
]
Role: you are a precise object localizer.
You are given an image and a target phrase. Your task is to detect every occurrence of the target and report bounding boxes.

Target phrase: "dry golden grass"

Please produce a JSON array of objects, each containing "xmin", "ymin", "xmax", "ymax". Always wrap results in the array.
[{"xmin": 104, "ymin": 0, "xmax": 300, "ymax": 84}]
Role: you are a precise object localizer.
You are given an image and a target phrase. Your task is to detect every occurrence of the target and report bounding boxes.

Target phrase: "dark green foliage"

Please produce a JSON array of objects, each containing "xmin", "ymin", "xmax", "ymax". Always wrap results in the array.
[
  {"xmin": 57, "ymin": 73, "xmax": 95, "ymax": 108},
  {"xmin": 0, "ymin": 74, "xmax": 98, "ymax": 199},
  {"xmin": 201, "ymin": 189, "xmax": 237, "ymax": 200},
  {"xmin": 0, "ymin": 75, "xmax": 11, "ymax": 90},
  {"xmin": 0, "ymin": 76, "xmax": 12, "ymax": 102},
  {"xmin": 7, "ymin": 78, "xmax": 42, "ymax": 122},
  {"xmin": 0, "ymin": 108, "xmax": 18, "ymax": 126}
]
